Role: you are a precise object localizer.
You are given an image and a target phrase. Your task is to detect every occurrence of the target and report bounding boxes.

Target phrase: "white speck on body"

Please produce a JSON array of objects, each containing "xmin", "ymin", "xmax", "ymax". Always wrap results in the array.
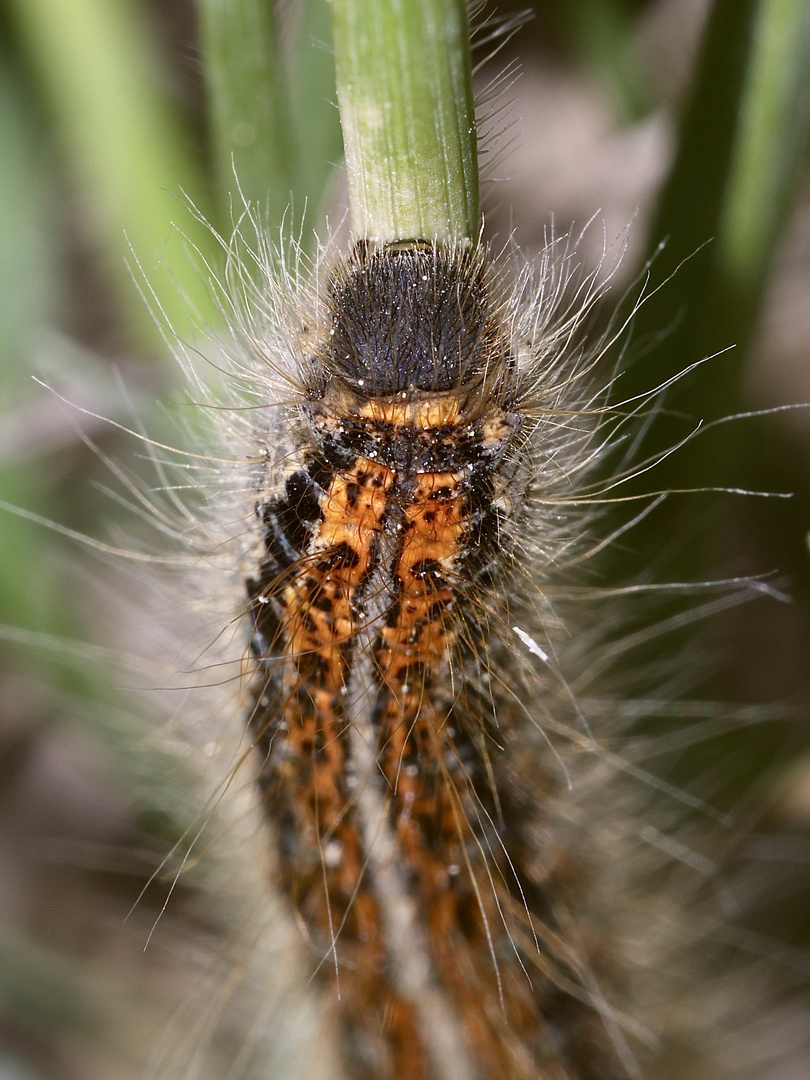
[{"xmin": 513, "ymin": 625, "xmax": 549, "ymax": 663}]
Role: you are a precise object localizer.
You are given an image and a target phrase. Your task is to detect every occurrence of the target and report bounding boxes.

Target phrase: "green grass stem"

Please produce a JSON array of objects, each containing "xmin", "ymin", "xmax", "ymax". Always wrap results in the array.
[
  {"xmin": 330, "ymin": 0, "xmax": 479, "ymax": 243},
  {"xmin": 6, "ymin": 0, "xmax": 218, "ymax": 348}
]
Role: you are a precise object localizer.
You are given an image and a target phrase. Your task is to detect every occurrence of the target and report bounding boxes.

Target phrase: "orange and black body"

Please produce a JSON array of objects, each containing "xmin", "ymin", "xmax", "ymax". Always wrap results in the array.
[{"xmin": 242, "ymin": 243, "xmax": 617, "ymax": 1079}]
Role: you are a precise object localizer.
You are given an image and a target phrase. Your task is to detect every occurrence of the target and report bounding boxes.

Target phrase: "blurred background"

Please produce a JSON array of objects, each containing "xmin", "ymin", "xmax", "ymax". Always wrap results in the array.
[{"xmin": 0, "ymin": 0, "xmax": 809, "ymax": 1076}]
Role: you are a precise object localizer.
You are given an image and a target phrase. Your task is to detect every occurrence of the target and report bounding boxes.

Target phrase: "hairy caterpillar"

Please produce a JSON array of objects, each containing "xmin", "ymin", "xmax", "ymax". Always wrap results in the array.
[
  {"xmin": 80, "ymin": 204, "xmax": 797, "ymax": 1080},
  {"xmin": 2, "ymin": 1, "xmax": 809, "ymax": 1079},
  {"xmin": 237, "ymin": 232, "xmax": 642, "ymax": 1079}
]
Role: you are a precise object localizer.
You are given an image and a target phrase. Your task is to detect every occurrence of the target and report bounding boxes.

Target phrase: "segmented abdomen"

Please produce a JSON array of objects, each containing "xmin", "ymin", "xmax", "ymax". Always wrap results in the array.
[{"xmin": 241, "ymin": 243, "xmax": 617, "ymax": 1080}]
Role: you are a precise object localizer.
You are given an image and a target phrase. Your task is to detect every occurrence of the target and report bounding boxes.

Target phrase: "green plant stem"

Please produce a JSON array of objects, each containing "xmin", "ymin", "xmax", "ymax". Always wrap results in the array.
[
  {"xmin": 611, "ymin": 0, "xmax": 810, "ymax": 585},
  {"xmin": 197, "ymin": 0, "xmax": 296, "ymax": 229},
  {"xmin": 6, "ymin": 0, "xmax": 217, "ymax": 348},
  {"xmin": 331, "ymin": 0, "xmax": 479, "ymax": 243},
  {"xmin": 717, "ymin": 0, "xmax": 810, "ymax": 323},
  {"xmin": 287, "ymin": 0, "xmax": 344, "ymax": 239},
  {"xmin": 635, "ymin": 0, "xmax": 810, "ymax": 406}
]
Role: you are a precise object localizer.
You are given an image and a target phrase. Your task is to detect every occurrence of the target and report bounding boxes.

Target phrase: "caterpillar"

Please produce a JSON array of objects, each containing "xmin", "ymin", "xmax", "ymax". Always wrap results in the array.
[
  {"xmin": 2, "ymin": 2, "xmax": 808, "ymax": 1079},
  {"xmin": 239, "ymin": 234, "xmax": 635, "ymax": 1079},
  {"xmin": 115, "ymin": 200, "xmax": 801, "ymax": 1079}
]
